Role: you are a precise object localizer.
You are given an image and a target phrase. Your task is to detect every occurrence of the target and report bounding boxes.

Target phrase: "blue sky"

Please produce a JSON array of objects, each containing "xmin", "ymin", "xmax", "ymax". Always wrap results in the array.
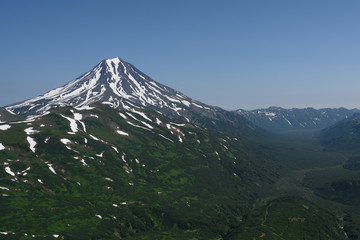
[{"xmin": 1, "ymin": 0, "xmax": 359, "ymax": 110}]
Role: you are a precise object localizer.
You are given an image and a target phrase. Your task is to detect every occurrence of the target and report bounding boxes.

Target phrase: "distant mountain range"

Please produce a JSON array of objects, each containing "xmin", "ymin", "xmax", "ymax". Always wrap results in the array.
[{"xmin": 237, "ymin": 106, "xmax": 359, "ymax": 133}]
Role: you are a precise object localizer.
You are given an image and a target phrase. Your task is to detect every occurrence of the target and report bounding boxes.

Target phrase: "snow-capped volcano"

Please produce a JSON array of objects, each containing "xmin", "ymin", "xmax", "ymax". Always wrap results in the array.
[
  {"xmin": 6, "ymin": 57, "xmax": 211, "ymax": 119},
  {"xmin": 6, "ymin": 57, "xmax": 259, "ymax": 138}
]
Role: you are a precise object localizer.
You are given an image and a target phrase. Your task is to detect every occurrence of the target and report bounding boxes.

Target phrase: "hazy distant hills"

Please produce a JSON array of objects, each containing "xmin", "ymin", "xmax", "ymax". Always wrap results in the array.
[
  {"xmin": 321, "ymin": 113, "xmax": 360, "ymax": 154},
  {"xmin": 236, "ymin": 106, "xmax": 359, "ymax": 133}
]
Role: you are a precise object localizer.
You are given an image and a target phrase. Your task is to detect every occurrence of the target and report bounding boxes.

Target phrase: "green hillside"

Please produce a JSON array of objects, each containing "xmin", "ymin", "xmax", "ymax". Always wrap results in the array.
[
  {"xmin": 0, "ymin": 105, "xmax": 279, "ymax": 239},
  {"xmin": 0, "ymin": 105, "xmax": 357, "ymax": 239}
]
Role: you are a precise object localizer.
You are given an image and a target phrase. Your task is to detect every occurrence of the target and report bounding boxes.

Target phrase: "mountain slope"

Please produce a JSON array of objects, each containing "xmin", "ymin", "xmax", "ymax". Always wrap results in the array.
[
  {"xmin": 0, "ymin": 105, "xmax": 350, "ymax": 239},
  {"xmin": 0, "ymin": 105, "xmax": 278, "ymax": 239},
  {"xmin": 6, "ymin": 57, "xmax": 263, "ymax": 139},
  {"xmin": 237, "ymin": 107, "xmax": 359, "ymax": 133},
  {"xmin": 0, "ymin": 107, "xmax": 24, "ymax": 123},
  {"xmin": 321, "ymin": 113, "xmax": 360, "ymax": 154},
  {"xmin": 227, "ymin": 196, "xmax": 347, "ymax": 240}
]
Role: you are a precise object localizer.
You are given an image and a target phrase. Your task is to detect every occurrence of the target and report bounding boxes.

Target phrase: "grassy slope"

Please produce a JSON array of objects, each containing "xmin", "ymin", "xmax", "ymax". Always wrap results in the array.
[
  {"xmin": 227, "ymin": 196, "xmax": 347, "ymax": 240},
  {"xmin": 0, "ymin": 108, "xmax": 24, "ymax": 122},
  {"xmin": 0, "ymin": 105, "xmax": 279, "ymax": 239},
  {"xmin": 0, "ymin": 105, "xmax": 357, "ymax": 239}
]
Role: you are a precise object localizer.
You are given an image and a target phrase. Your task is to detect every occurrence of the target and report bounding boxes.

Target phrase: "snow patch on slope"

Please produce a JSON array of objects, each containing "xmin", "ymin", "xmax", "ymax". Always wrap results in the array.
[
  {"xmin": 46, "ymin": 163, "xmax": 56, "ymax": 175},
  {"xmin": 5, "ymin": 166, "xmax": 15, "ymax": 176},
  {"xmin": 117, "ymin": 130, "xmax": 129, "ymax": 136},
  {"xmin": 60, "ymin": 114, "xmax": 78, "ymax": 133},
  {"xmin": 0, "ymin": 124, "xmax": 11, "ymax": 130},
  {"xmin": 24, "ymin": 127, "xmax": 39, "ymax": 135},
  {"xmin": 27, "ymin": 136, "xmax": 37, "ymax": 153},
  {"xmin": 60, "ymin": 138, "xmax": 71, "ymax": 145}
]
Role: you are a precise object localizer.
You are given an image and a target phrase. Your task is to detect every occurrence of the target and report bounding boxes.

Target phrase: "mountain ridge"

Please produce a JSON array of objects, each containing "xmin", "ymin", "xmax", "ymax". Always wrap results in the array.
[
  {"xmin": 321, "ymin": 112, "xmax": 360, "ymax": 154},
  {"xmin": 237, "ymin": 106, "xmax": 359, "ymax": 133}
]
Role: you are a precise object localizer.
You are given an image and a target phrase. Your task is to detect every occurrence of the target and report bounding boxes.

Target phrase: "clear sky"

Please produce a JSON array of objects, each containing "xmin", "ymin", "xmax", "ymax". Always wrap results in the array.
[{"xmin": 1, "ymin": 0, "xmax": 360, "ymax": 110}]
